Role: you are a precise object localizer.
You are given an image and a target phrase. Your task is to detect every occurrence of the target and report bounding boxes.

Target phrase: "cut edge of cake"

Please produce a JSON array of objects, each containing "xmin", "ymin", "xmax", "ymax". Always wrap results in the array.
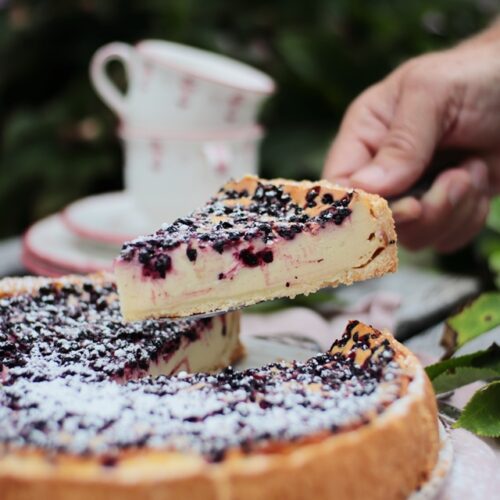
[{"xmin": 0, "ymin": 272, "xmax": 243, "ymax": 379}]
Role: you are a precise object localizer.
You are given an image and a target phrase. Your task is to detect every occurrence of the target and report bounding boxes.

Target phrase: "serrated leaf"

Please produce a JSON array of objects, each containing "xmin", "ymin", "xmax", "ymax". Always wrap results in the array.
[
  {"xmin": 432, "ymin": 367, "xmax": 500, "ymax": 393},
  {"xmin": 426, "ymin": 344, "xmax": 500, "ymax": 380},
  {"xmin": 454, "ymin": 381, "xmax": 500, "ymax": 437},
  {"xmin": 443, "ymin": 293, "xmax": 500, "ymax": 355}
]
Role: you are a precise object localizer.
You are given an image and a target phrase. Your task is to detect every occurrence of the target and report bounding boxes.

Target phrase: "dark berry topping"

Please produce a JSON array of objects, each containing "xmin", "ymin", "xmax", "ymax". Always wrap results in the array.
[
  {"xmin": 305, "ymin": 186, "xmax": 321, "ymax": 207},
  {"xmin": 154, "ymin": 255, "xmax": 172, "ymax": 278},
  {"xmin": 239, "ymin": 249, "xmax": 259, "ymax": 267},
  {"xmin": 260, "ymin": 250, "xmax": 274, "ymax": 264},
  {"xmin": 119, "ymin": 180, "xmax": 355, "ymax": 278},
  {"xmin": 213, "ymin": 241, "xmax": 226, "ymax": 254},
  {"xmin": 0, "ymin": 281, "xmax": 214, "ymax": 386},
  {"xmin": 238, "ymin": 248, "xmax": 274, "ymax": 267},
  {"xmin": 0, "ymin": 313, "xmax": 403, "ymax": 461},
  {"xmin": 186, "ymin": 247, "xmax": 198, "ymax": 262}
]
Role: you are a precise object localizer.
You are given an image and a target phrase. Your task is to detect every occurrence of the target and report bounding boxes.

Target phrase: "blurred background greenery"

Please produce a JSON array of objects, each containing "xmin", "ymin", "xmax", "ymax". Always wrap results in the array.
[{"xmin": 0, "ymin": 0, "xmax": 499, "ymax": 274}]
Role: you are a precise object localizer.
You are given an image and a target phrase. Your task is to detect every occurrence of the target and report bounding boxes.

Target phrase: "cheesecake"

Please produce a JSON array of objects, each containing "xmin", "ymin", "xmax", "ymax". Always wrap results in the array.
[
  {"xmin": 0, "ymin": 320, "xmax": 439, "ymax": 500},
  {"xmin": 115, "ymin": 175, "xmax": 397, "ymax": 321},
  {"xmin": 0, "ymin": 273, "xmax": 242, "ymax": 385}
]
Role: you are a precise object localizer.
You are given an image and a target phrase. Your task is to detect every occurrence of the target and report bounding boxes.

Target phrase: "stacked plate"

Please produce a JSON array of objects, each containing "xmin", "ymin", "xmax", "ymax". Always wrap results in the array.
[{"xmin": 22, "ymin": 191, "xmax": 157, "ymax": 276}]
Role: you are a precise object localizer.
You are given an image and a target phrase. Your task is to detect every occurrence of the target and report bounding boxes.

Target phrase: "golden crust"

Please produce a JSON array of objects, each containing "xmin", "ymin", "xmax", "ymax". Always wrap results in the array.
[{"xmin": 0, "ymin": 321, "xmax": 438, "ymax": 500}]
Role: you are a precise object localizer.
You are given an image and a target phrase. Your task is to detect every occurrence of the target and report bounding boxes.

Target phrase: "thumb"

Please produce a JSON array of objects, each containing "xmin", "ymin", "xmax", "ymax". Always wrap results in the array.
[{"xmin": 350, "ymin": 82, "xmax": 442, "ymax": 197}]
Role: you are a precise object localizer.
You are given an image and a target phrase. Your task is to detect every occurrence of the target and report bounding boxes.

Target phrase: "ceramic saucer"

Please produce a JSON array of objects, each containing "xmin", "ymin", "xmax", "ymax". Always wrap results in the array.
[
  {"xmin": 23, "ymin": 214, "xmax": 116, "ymax": 274},
  {"xmin": 61, "ymin": 191, "xmax": 155, "ymax": 245}
]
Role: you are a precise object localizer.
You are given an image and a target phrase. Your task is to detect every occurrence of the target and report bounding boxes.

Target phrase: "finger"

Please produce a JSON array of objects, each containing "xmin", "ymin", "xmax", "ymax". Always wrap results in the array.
[
  {"xmin": 464, "ymin": 158, "xmax": 489, "ymax": 194},
  {"xmin": 390, "ymin": 196, "xmax": 422, "ymax": 224},
  {"xmin": 432, "ymin": 159, "xmax": 489, "ymax": 252},
  {"xmin": 397, "ymin": 166, "xmax": 473, "ymax": 250},
  {"xmin": 434, "ymin": 196, "xmax": 489, "ymax": 253},
  {"xmin": 323, "ymin": 84, "xmax": 393, "ymax": 181},
  {"xmin": 350, "ymin": 77, "xmax": 443, "ymax": 197}
]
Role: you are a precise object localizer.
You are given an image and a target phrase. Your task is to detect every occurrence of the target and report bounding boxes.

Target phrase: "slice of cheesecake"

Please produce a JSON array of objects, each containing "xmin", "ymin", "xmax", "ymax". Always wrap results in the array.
[
  {"xmin": 115, "ymin": 176, "xmax": 397, "ymax": 321},
  {"xmin": 0, "ymin": 273, "xmax": 242, "ymax": 385}
]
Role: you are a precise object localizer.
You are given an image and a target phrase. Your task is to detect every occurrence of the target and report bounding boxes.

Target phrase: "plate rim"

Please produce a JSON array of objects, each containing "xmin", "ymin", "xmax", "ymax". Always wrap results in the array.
[
  {"xmin": 23, "ymin": 214, "xmax": 113, "ymax": 273},
  {"xmin": 61, "ymin": 191, "xmax": 142, "ymax": 245}
]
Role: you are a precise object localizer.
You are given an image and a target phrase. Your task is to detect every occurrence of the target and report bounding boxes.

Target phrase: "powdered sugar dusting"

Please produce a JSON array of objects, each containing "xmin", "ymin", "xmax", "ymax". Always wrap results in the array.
[{"xmin": 0, "ymin": 311, "xmax": 405, "ymax": 462}]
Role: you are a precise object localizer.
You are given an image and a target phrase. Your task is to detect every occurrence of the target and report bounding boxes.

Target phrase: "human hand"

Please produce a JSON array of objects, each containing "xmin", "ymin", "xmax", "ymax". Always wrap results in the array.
[{"xmin": 323, "ymin": 24, "xmax": 500, "ymax": 252}]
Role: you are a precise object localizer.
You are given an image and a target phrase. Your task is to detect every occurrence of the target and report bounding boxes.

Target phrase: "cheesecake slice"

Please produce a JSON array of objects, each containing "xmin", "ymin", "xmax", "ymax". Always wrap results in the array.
[
  {"xmin": 0, "ymin": 321, "xmax": 439, "ymax": 500},
  {"xmin": 115, "ymin": 175, "xmax": 397, "ymax": 320},
  {"xmin": 0, "ymin": 273, "xmax": 242, "ymax": 385}
]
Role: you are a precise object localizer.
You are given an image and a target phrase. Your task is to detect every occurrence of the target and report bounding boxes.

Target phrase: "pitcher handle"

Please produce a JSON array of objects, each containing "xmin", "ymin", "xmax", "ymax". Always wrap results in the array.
[{"xmin": 90, "ymin": 42, "xmax": 134, "ymax": 117}]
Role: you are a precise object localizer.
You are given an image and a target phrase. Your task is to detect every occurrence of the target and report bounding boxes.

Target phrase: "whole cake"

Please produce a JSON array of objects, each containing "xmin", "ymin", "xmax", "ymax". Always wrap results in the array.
[
  {"xmin": 0, "ymin": 301, "xmax": 439, "ymax": 500},
  {"xmin": 114, "ymin": 175, "xmax": 397, "ymax": 320}
]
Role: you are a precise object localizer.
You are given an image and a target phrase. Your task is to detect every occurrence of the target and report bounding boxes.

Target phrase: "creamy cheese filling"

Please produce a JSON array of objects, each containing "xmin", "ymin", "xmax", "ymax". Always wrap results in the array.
[
  {"xmin": 148, "ymin": 313, "xmax": 240, "ymax": 376},
  {"xmin": 115, "ymin": 200, "xmax": 391, "ymax": 318}
]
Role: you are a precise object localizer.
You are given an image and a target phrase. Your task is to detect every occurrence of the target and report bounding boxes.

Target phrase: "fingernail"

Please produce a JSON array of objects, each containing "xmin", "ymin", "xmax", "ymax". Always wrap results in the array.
[
  {"xmin": 448, "ymin": 180, "xmax": 469, "ymax": 206},
  {"xmin": 351, "ymin": 166, "xmax": 386, "ymax": 189},
  {"xmin": 469, "ymin": 161, "xmax": 488, "ymax": 192}
]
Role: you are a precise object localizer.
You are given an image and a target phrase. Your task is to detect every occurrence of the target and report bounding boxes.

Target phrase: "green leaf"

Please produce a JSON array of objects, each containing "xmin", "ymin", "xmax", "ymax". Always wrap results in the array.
[
  {"xmin": 488, "ymin": 250, "xmax": 500, "ymax": 274},
  {"xmin": 432, "ymin": 367, "xmax": 500, "ymax": 393},
  {"xmin": 455, "ymin": 381, "xmax": 500, "ymax": 437},
  {"xmin": 486, "ymin": 196, "xmax": 500, "ymax": 233},
  {"xmin": 443, "ymin": 293, "xmax": 500, "ymax": 355},
  {"xmin": 426, "ymin": 344, "xmax": 500, "ymax": 379},
  {"xmin": 426, "ymin": 344, "xmax": 500, "ymax": 393}
]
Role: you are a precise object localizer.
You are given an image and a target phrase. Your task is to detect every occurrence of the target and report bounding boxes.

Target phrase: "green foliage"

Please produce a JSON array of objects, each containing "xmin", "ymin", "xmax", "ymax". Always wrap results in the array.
[
  {"xmin": 429, "ymin": 292, "xmax": 500, "ymax": 438},
  {"xmin": 480, "ymin": 197, "xmax": 500, "ymax": 287},
  {"xmin": 455, "ymin": 381, "xmax": 500, "ymax": 437},
  {"xmin": 0, "ymin": 0, "xmax": 494, "ymax": 237},
  {"xmin": 486, "ymin": 197, "xmax": 500, "ymax": 233},
  {"xmin": 426, "ymin": 344, "xmax": 500, "ymax": 393},
  {"xmin": 443, "ymin": 293, "xmax": 500, "ymax": 354}
]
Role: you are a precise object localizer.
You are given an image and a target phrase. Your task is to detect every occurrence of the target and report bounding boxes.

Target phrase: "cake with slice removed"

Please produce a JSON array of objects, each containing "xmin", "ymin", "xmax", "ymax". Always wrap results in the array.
[
  {"xmin": 115, "ymin": 175, "xmax": 397, "ymax": 321},
  {"xmin": 0, "ymin": 321, "xmax": 439, "ymax": 500},
  {"xmin": 0, "ymin": 273, "xmax": 242, "ymax": 384}
]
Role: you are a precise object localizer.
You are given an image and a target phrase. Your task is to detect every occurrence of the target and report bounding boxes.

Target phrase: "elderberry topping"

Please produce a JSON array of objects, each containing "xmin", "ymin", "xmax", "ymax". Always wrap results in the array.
[
  {"xmin": 0, "ymin": 281, "xmax": 212, "ymax": 385},
  {"xmin": 186, "ymin": 247, "xmax": 198, "ymax": 262},
  {"xmin": 119, "ymin": 179, "xmax": 355, "ymax": 279},
  {"xmin": 0, "ymin": 314, "xmax": 404, "ymax": 461}
]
